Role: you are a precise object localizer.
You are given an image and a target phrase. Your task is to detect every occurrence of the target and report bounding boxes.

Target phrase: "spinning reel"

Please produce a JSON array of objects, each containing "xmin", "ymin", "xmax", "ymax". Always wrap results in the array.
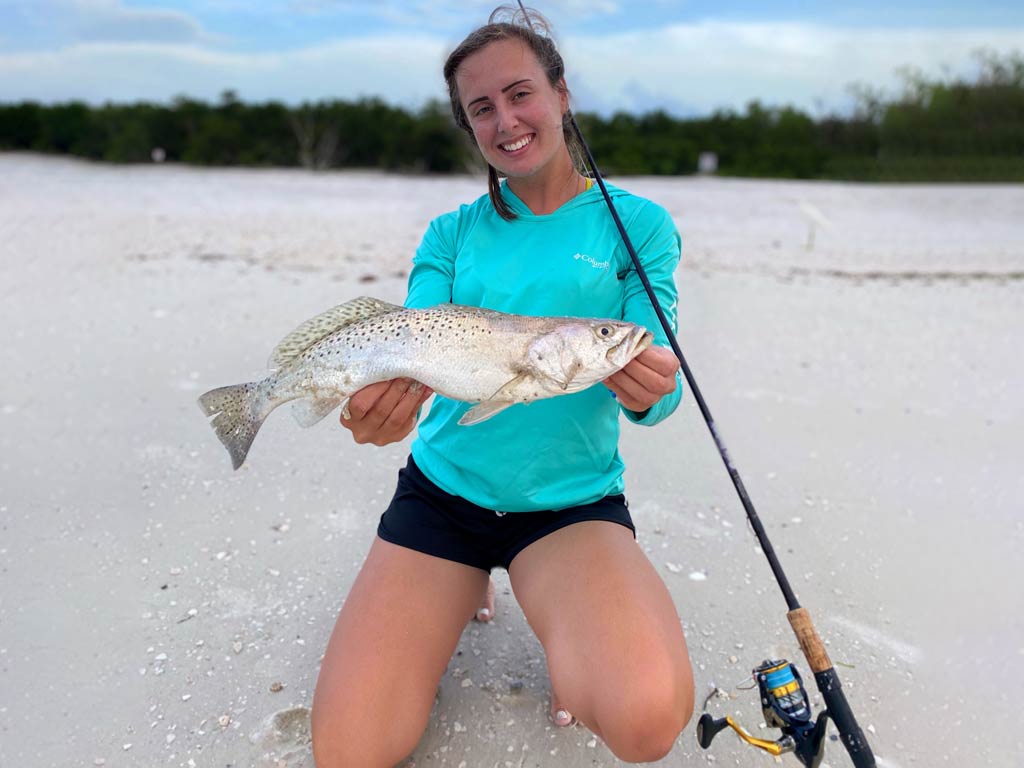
[{"xmin": 697, "ymin": 659, "xmax": 831, "ymax": 767}]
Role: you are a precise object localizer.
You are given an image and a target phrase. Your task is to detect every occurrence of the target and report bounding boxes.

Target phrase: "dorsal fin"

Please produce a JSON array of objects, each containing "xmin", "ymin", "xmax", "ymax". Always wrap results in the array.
[{"xmin": 268, "ymin": 296, "xmax": 402, "ymax": 369}]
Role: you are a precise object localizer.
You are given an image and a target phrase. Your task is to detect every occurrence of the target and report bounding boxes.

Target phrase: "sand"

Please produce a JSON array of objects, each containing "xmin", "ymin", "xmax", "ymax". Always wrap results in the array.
[{"xmin": 0, "ymin": 152, "xmax": 1021, "ymax": 767}]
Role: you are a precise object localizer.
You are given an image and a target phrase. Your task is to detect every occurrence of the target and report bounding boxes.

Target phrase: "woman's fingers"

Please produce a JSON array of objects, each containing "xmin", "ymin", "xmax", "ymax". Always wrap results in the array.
[
  {"xmin": 361, "ymin": 379, "xmax": 413, "ymax": 432},
  {"xmin": 604, "ymin": 346, "xmax": 679, "ymax": 411},
  {"xmin": 380, "ymin": 383, "xmax": 433, "ymax": 435},
  {"xmin": 343, "ymin": 381, "xmax": 393, "ymax": 422},
  {"xmin": 340, "ymin": 379, "xmax": 432, "ymax": 445},
  {"xmin": 634, "ymin": 345, "xmax": 680, "ymax": 377},
  {"xmin": 605, "ymin": 371, "xmax": 654, "ymax": 412}
]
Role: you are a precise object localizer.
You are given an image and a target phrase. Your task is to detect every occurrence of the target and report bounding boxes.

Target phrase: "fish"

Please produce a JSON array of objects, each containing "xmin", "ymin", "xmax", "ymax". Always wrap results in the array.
[{"xmin": 198, "ymin": 296, "xmax": 653, "ymax": 469}]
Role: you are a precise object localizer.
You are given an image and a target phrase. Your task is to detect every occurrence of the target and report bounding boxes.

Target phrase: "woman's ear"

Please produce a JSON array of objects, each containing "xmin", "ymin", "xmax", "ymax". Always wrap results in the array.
[{"xmin": 557, "ymin": 78, "xmax": 570, "ymax": 113}]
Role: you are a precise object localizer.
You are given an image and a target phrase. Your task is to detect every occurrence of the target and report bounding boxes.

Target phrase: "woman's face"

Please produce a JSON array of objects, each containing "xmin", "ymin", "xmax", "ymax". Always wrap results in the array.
[{"xmin": 455, "ymin": 38, "xmax": 569, "ymax": 180}]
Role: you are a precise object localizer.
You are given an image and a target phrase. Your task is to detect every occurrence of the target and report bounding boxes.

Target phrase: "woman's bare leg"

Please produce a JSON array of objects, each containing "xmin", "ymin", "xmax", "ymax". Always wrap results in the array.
[
  {"xmin": 509, "ymin": 521, "xmax": 694, "ymax": 763},
  {"xmin": 312, "ymin": 537, "xmax": 489, "ymax": 768}
]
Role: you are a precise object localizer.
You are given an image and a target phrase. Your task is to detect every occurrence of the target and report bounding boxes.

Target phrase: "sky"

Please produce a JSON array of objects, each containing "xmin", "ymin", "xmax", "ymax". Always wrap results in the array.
[{"xmin": 1, "ymin": 1, "xmax": 1022, "ymax": 117}]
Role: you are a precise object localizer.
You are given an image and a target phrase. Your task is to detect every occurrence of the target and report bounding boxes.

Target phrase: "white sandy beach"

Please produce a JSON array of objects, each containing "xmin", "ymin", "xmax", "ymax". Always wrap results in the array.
[{"xmin": 1, "ymin": 152, "xmax": 1022, "ymax": 767}]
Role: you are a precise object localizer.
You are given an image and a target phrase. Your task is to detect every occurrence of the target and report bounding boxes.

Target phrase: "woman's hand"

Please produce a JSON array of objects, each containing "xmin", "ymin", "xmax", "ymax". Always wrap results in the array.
[
  {"xmin": 603, "ymin": 345, "xmax": 679, "ymax": 414},
  {"xmin": 340, "ymin": 378, "xmax": 433, "ymax": 446}
]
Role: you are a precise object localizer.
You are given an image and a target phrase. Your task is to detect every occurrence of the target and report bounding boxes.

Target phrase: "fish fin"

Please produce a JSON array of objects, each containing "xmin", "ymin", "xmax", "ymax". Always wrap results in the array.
[
  {"xmin": 268, "ymin": 296, "xmax": 403, "ymax": 369},
  {"xmin": 291, "ymin": 396, "xmax": 344, "ymax": 428},
  {"xmin": 198, "ymin": 382, "xmax": 268, "ymax": 470},
  {"xmin": 458, "ymin": 400, "xmax": 516, "ymax": 426},
  {"xmin": 485, "ymin": 372, "xmax": 538, "ymax": 401},
  {"xmin": 457, "ymin": 373, "xmax": 540, "ymax": 425}
]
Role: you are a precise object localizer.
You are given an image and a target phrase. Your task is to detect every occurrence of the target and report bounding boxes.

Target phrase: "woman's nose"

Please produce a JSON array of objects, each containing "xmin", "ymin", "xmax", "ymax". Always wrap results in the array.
[{"xmin": 494, "ymin": 103, "xmax": 519, "ymax": 134}]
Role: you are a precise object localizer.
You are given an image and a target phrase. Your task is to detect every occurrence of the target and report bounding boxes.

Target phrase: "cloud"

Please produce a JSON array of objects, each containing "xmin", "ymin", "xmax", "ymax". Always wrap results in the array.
[
  {"xmin": 0, "ymin": 0, "xmax": 211, "ymax": 48},
  {"xmin": 0, "ymin": 36, "xmax": 449, "ymax": 107},
  {"xmin": 563, "ymin": 21, "xmax": 1024, "ymax": 115},
  {"xmin": 0, "ymin": 19, "xmax": 1021, "ymax": 116},
  {"xmin": 68, "ymin": 0, "xmax": 208, "ymax": 43}
]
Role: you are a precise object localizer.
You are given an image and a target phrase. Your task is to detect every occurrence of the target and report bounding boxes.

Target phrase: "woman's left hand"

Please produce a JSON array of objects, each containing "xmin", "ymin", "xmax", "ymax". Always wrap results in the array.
[{"xmin": 603, "ymin": 345, "xmax": 680, "ymax": 414}]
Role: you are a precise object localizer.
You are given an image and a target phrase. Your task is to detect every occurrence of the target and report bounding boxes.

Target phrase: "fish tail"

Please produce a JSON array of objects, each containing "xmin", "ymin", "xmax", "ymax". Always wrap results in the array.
[{"xmin": 197, "ymin": 382, "xmax": 269, "ymax": 470}]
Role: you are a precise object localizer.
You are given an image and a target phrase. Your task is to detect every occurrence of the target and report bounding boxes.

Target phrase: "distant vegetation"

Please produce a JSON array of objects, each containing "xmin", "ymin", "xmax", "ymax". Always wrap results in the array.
[{"xmin": 1, "ymin": 51, "xmax": 1021, "ymax": 181}]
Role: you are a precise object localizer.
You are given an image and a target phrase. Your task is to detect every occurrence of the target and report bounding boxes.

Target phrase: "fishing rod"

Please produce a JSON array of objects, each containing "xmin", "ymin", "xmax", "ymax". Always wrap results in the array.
[{"xmin": 514, "ymin": 3, "xmax": 876, "ymax": 766}]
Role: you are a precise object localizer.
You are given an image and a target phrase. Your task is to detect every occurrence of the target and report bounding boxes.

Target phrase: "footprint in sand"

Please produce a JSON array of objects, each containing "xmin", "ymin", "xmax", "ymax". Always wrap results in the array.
[{"xmin": 251, "ymin": 706, "xmax": 313, "ymax": 767}]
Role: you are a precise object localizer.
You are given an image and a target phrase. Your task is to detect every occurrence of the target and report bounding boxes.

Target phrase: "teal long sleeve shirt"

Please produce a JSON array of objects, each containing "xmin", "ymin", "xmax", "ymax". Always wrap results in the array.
[{"xmin": 406, "ymin": 180, "xmax": 682, "ymax": 512}]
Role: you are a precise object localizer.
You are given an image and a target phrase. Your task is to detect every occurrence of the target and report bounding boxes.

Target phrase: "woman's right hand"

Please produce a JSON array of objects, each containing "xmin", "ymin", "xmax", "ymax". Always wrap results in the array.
[{"xmin": 339, "ymin": 379, "xmax": 433, "ymax": 446}]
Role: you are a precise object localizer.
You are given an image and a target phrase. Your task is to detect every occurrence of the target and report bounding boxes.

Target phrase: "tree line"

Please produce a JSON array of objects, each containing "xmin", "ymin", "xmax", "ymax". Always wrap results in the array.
[{"xmin": 1, "ymin": 51, "xmax": 1021, "ymax": 181}]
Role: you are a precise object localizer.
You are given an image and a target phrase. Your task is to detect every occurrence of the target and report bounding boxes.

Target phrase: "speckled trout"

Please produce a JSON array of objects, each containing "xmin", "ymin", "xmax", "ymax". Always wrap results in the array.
[{"xmin": 198, "ymin": 296, "xmax": 653, "ymax": 469}]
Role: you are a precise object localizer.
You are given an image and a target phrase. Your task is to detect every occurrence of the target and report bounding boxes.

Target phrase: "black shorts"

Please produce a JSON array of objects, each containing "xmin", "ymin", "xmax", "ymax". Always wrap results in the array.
[{"xmin": 377, "ymin": 456, "xmax": 635, "ymax": 572}]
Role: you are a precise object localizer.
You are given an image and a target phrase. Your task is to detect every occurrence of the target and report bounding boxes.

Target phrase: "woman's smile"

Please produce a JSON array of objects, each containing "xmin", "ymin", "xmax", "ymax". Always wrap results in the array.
[{"xmin": 499, "ymin": 133, "xmax": 535, "ymax": 154}]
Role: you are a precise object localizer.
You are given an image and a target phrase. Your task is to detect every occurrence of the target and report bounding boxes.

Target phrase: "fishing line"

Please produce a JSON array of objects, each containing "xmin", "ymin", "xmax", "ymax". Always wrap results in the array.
[{"xmin": 511, "ymin": 2, "xmax": 877, "ymax": 765}]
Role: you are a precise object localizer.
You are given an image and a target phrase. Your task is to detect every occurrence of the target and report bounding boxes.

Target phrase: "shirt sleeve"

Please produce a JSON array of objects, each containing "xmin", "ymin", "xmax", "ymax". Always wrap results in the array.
[
  {"xmin": 405, "ymin": 211, "xmax": 459, "ymax": 309},
  {"xmin": 618, "ymin": 200, "xmax": 684, "ymax": 426}
]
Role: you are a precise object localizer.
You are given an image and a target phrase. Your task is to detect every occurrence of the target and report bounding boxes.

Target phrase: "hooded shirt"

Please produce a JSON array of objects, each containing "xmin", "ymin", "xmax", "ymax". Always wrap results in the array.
[{"xmin": 405, "ymin": 180, "xmax": 682, "ymax": 512}]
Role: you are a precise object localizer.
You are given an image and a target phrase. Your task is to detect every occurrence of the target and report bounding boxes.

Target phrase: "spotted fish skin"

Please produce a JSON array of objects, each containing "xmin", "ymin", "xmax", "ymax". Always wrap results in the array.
[{"xmin": 198, "ymin": 297, "xmax": 652, "ymax": 469}]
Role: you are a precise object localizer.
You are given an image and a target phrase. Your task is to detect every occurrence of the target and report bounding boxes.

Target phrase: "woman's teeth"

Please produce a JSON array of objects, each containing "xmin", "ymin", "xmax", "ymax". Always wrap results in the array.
[{"xmin": 501, "ymin": 135, "xmax": 532, "ymax": 152}]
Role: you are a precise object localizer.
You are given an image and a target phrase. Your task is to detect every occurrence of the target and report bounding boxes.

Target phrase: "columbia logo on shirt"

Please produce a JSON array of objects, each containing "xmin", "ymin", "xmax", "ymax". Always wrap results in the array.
[{"xmin": 573, "ymin": 252, "xmax": 610, "ymax": 270}]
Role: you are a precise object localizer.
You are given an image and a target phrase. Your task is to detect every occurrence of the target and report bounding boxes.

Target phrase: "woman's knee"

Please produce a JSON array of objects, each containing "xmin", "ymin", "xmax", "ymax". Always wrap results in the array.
[
  {"xmin": 311, "ymin": 698, "xmax": 420, "ymax": 768},
  {"xmin": 596, "ymin": 668, "xmax": 695, "ymax": 763}
]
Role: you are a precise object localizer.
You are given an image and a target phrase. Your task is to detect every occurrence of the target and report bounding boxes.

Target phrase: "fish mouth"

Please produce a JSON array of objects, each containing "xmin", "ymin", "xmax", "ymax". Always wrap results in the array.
[
  {"xmin": 632, "ymin": 329, "xmax": 655, "ymax": 356},
  {"xmin": 609, "ymin": 326, "xmax": 653, "ymax": 361}
]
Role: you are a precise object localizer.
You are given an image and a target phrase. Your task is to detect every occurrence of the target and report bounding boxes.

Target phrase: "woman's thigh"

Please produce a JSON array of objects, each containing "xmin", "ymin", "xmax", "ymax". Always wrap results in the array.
[
  {"xmin": 312, "ymin": 536, "xmax": 489, "ymax": 768},
  {"xmin": 508, "ymin": 520, "xmax": 694, "ymax": 762}
]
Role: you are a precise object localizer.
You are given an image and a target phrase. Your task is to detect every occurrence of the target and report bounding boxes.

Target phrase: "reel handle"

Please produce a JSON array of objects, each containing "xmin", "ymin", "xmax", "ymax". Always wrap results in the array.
[
  {"xmin": 696, "ymin": 712, "xmax": 788, "ymax": 757},
  {"xmin": 696, "ymin": 713, "xmax": 730, "ymax": 749}
]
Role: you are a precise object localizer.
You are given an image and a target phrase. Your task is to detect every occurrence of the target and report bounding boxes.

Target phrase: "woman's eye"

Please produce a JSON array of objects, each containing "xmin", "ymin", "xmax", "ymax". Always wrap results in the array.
[{"xmin": 512, "ymin": 90, "xmax": 530, "ymax": 100}]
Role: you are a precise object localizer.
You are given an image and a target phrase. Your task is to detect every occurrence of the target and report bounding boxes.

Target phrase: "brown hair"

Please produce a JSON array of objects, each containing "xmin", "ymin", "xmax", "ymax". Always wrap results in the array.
[{"xmin": 443, "ymin": 5, "xmax": 586, "ymax": 220}]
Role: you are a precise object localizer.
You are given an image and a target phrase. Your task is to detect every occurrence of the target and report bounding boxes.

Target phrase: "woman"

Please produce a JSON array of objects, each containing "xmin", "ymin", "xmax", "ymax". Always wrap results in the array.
[{"xmin": 311, "ymin": 8, "xmax": 694, "ymax": 766}]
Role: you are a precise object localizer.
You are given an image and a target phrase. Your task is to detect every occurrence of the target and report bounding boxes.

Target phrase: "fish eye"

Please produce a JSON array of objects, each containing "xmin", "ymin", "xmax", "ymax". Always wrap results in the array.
[{"xmin": 599, "ymin": 326, "xmax": 611, "ymax": 336}]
